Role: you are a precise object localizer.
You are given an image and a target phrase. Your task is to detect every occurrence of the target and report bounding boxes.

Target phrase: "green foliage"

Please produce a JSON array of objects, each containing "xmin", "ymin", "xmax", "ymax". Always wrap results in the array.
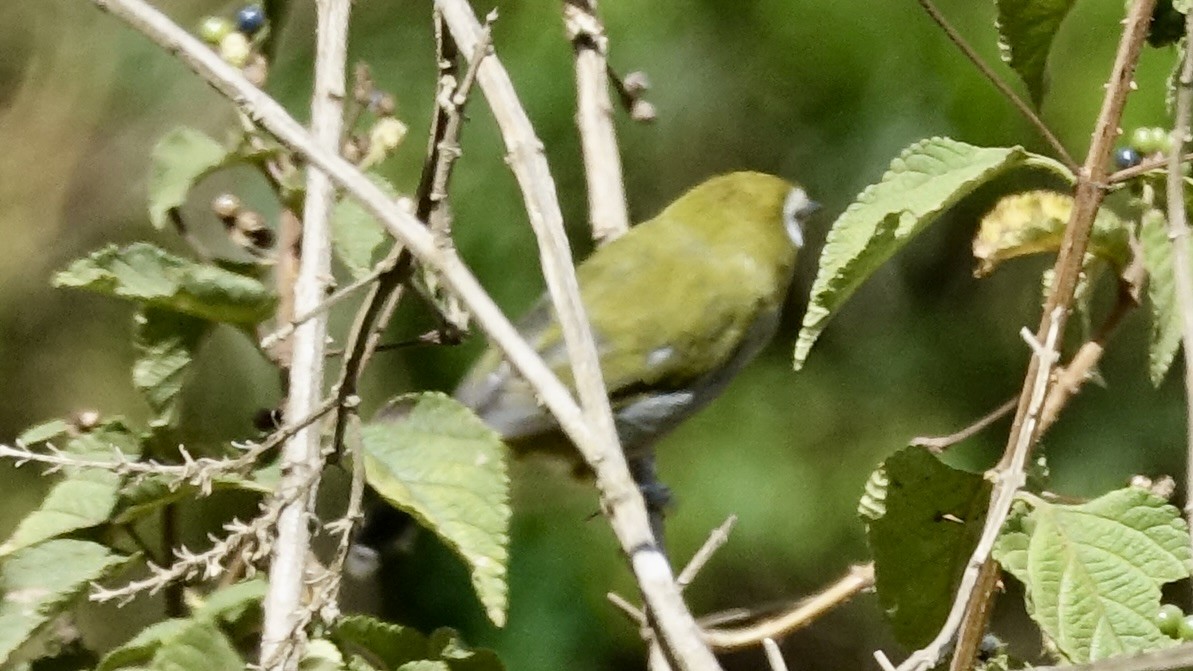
[
  {"xmin": 1140, "ymin": 208, "xmax": 1186, "ymax": 386},
  {"xmin": 332, "ymin": 173, "xmax": 398, "ymax": 278},
  {"xmin": 148, "ymin": 127, "xmax": 233, "ymax": 230},
  {"xmin": 860, "ymin": 446, "xmax": 991, "ymax": 648},
  {"xmin": 99, "ymin": 618, "xmax": 243, "ymax": 671},
  {"xmin": 0, "ymin": 540, "xmax": 126, "ymax": 666},
  {"xmin": 361, "ymin": 393, "xmax": 510, "ymax": 627},
  {"xmin": 53, "ymin": 243, "xmax": 276, "ymax": 325},
  {"xmin": 0, "ymin": 421, "xmax": 140, "ymax": 557},
  {"xmin": 993, "ymin": 488, "xmax": 1193, "ymax": 662},
  {"xmin": 794, "ymin": 137, "xmax": 1072, "ymax": 370},
  {"xmin": 995, "ymin": 0, "xmax": 1078, "ymax": 106},
  {"xmin": 331, "ymin": 616, "xmax": 504, "ymax": 671},
  {"xmin": 134, "ymin": 308, "xmax": 210, "ymax": 428}
]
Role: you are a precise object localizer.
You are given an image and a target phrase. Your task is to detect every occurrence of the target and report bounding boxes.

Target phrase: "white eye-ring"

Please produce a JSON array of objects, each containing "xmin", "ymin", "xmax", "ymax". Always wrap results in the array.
[{"xmin": 783, "ymin": 187, "xmax": 819, "ymax": 248}]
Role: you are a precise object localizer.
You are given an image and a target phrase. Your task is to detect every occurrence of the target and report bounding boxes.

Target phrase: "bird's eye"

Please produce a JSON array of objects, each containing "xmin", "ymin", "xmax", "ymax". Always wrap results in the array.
[{"xmin": 783, "ymin": 187, "xmax": 819, "ymax": 248}]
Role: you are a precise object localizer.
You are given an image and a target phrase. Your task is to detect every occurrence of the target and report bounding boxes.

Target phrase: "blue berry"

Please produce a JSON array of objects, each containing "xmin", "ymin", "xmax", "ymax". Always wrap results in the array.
[
  {"xmin": 236, "ymin": 5, "xmax": 266, "ymax": 35},
  {"xmin": 1114, "ymin": 147, "xmax": 1142, "ymax": 170}
]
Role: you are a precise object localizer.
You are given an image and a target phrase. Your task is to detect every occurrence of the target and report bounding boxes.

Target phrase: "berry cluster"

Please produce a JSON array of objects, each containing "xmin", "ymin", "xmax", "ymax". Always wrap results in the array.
[
  {"xmin": 198, "ymin": 5, "xmax": 269, "ymax": 83},
  {"xmin": 1156, "ymin": 603, "xmax": 1193, "ymax": 640},
  {"xmin": 1113, "ymin": 126, "xmax": 1176, "ymax": 170}
]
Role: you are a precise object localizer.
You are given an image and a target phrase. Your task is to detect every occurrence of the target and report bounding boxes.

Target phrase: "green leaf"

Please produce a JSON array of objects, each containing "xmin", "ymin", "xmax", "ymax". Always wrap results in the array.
[
  {"xmin": 112, "ymin": 474, "xmax": 269, "ymax": 525},
  {"xmin": 134, "ymin": 309, "xmax": 210, "ymax": 428},
  {"xmin": 995, "ymin": 0, "xmax": 1078, "ymax": 107},
  {"xmin": 97, "ymin": 619, "xmax": 189, "ymax": 671},
  {"xmin": 332, "ymin": 616, "xmax": 430, "ymax": 670},
  {"xmin": 147, "ymin": 619, "xmax": 243, "ymax": 671},
  {"xmin": 993, "ymin": 487, "xmax": 1193, "ymax": 662},
  {"xmin": 191, "ymin": 578, "xmax": 267, "ymax": 627},
  {"xmin": 53, "ymin": 243, "xmax": 276, "ymax": 324},
  {"xmin": 302, "ymin": 639, "xmax": 347, "ymax": 671},
  {"xmin": 0, "ymin": 421, "xmax": 141, "ymax": 557},
  {"xmin": 0, "ymin": 540, "xmax": 126, "ymax": 666},
  {"xmin": 361, "ymin": 393, "xmax": 510, "ymax": 627},
  {"xmin": 332, "ymin": 173, "xmax": 397, "ymax": 278},
  {"xmin": 794, "ymin": 137, "xmax": 1072, "ymax": 370},
  {"xmin": 148, "ymin": 127, "xmax": 231, "ymax": 230},
  {"xmin": 330, "ymin": 617, "xmax": 504, "ymax": 671},
  {"xmin": 1141, "ymin": 209, "xmax": 1185, "ymax": 386},
  {"xmin": 860, "ymin": 446, "xmax": 990, "ymax": 648},
  {"xmin": 16, "ymin": 419, "xmax": 73, "ymax": 446},
  {"xmin": 972, "ymin": 191, "xmax": 1130, "ymax": 276}
]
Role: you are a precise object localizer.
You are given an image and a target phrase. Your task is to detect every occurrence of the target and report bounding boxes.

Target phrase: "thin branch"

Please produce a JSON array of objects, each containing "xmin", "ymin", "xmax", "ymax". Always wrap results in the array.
[
  {"xmin": 676, "ymin": 515, "xmax": 737, "ymax": 591},
  {"xmin": 1031, "ymin": 641, "xmax": 1193, "ymax": 671},
  {"xmin": 564, "ymin": 0, "xmax": 631, "ymax": 243},
  {"xmin": 1108, "ymin": 150, "xmax": 1193, "ymax": 183},
  {"xmin": 1167, "ymin": 12, "xmax": 1193, "ymax": 560},
  {"xmin": 260, "ymin": 0, "xmax": 350, "ymax": 668},
  {"xmin": 435, "ymin": 2, "xmax": 717, "ymax": 668},
  {"xmin": 87, "ymin": 2, "xmax": 712, "ymax": 666},
  {"xmin": 762, "ymin": 639, "xmax": 789, "ymax": 671},
  {"xmin": 701, "ymin": 563, "xmax": 875, "ymax": 652},
  {"xmin": 909, "ymin": 398, "xmax": 1016, "ymax": 452},
  {"xmin": 260, "ymin": 261, "xmax": 390, "ymax": 351},
  {"xmin": 913, "ymin": 0, "xmax": 1077, "ymax": 172}
]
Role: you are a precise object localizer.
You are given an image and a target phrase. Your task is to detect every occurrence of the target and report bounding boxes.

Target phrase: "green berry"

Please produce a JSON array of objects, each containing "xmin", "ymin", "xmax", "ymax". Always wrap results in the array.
[
  {"xmin": 1179, "ymin": 613, "xmax": 1193, "ymax": 641},
  {"xmin": 1157, "ymin": 603, "xmax": 1184, "ymax": 638},
  {"xmin": 199, "ymin": 16, "xmax": 234, "ymax": 45},
  {"xmin": 219, "ymin": 32, "xmax": 252, "ymax": 68}
]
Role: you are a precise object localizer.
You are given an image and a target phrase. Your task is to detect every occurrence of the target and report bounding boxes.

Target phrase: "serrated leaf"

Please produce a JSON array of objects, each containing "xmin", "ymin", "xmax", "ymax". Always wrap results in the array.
[
  {"xmin": 332, "ymin": 616, "xmax": 434, "ymax": 670},
  {"xmin": 0, "ymin": 422, "xmax": 141, "ymax": 557},
  {"xmin": 862, "ymin": 446, "xmax": 991, "ymax": 648},
  {"xmin": 0, "ymin": 540, "xmax": 126, "ymax": 666},
  {"xmin": 96, "ymin": 619, "xmax": 189, "ymax": 671},
  {"xmin": 993, "ymin": 487, "xmax": 1192, "ymax": 662},
  {"xmin": 134, "ymin": 309, "xmax": 210, "ymax": 428},
  {"xmin": 794, "ymin": 137, "xmax": 1072, "ymax": 370},
  {"xmin": 53, "ymin": 243, "xmax": 276, "ymax": 324},
  {"xmin": 973, "ymin": 191, "xmax": 1130, "ymax": 276},
  {"xmin": 332, "ymin": 174, "xmax": 397, "ymax": 278},
  {"xmin": 361, "ymin": 394, "xmax": 510, "ymax": 627},
  {"xmin": 16, "ymin": 420, "xmax": 73, "ymax": 446},
  {"xmin": 302, "ymin": 639, "xmax": 346, "ymax": 671},
  {"xmin": 148, "ymin": 127, "xmax": 232, "ymax": 230},
  {"xmin": 996, "ymin": 0, "xmax": 1078, "ymax": 106},
  {"xmin": 1141, "ymin": 209, "xmax": 1186, "ymax": 386},
  {"xmin": 426, "ymin": 627, "xmax": 504, "ymax": 671},
  {"xmin": 191, "ymin": 578, "xmax": 267, "ymax": 626},
  {"xmin": 147, "ymin": 619, "xmax": 243, "ymax": 671}
]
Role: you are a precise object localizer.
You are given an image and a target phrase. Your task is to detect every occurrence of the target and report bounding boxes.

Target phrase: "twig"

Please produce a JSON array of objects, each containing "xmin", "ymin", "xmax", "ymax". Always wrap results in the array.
[
  {"xmin": 913, "ymin": 0, "xmax": 1077, "ymax": 173},
  {"xmin": 260, "ymin": 261, "xmax": 390, "ymax": 351},
  {"xmin": 1108, "ymin": 150, "xmax": 1193, "ymax": 183},
  {"xmin": 260, "ymin": 0, "xmax": 350, "ymax": 668},
  {"xmin": 676, "ymin": 515, "xmax": 737, "ymax": 590},
  {"xmin": 894, "ymin": 3, "xmax": 1157, "ymax": 668},
  {"xmin": 763, "ymin": 639, "xmax": 789, "ymax": 671},
  {"xmin": 910, "ymin": 398, "xmax": 1016, "ymax": 452},
  {"xmin": 890, "ymin": 309, "xmax": 1065, "ymax": 671},
  {"xmin": 87, "ymin": 1, "xmax": 712, "ymax": 666},
  {"xmin": 564, "ymin": 0, "xmax": 630, "ymax": 243},
  {"xmin": 1167, "ymin": 12, "xmax": 1193, "ymax": 560},
  {"xmin": 435, "ymin": 2, "xmax": 718, "ymax": 668},
  {"xmin": 702, "ymin": 563, "xmax": 875, "ymax": 652}
]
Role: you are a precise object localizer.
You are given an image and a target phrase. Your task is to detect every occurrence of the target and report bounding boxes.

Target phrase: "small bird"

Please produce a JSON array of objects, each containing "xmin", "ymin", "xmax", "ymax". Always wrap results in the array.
[
  {"xmin": 455, "ymin": 171, "xmax": 815, "ymax": 500},
  {"xmin": 353, "ymin": 171, "xmax": 815, "ymax": 569}
]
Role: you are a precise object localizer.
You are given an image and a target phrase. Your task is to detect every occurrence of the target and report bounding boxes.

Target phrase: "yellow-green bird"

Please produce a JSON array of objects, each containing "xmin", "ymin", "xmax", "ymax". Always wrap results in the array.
[{"xmin": 455, "ymin": 171, "xmax": 816, "ymax": 472}]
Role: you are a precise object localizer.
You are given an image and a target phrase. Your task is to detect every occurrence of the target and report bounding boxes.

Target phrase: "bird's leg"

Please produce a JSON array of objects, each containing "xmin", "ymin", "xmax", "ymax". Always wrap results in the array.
[{"xmin": 628, "ymin": 453, "xmax": 672, "ymax": 558}]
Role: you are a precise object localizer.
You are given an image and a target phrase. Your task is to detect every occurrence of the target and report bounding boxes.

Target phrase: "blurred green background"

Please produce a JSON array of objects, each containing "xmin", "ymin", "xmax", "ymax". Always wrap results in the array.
[{"xmin": 0, "ymin": 0, "xmax": 1188, "ymax": 669}]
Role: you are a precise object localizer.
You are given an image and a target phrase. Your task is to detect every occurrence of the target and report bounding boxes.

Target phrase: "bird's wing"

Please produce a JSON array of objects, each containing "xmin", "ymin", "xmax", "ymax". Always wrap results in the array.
[{"xmin": 455, "ymin": 218, "xmax": 775, "ymax": 444}]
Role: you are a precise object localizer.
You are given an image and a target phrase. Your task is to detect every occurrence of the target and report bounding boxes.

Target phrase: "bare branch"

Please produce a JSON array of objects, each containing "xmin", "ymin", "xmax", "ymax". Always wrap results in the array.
[
  {"xmin": 564, "ymin": 0, "xmax": 631, "ymax": 243},
  {"xmin": 676, "ymin": 515, "xmax": 737, "ymax": 591},
  {"xmin": 260, "ymin": 0, "xmax": 351, "ymax": 667}
]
